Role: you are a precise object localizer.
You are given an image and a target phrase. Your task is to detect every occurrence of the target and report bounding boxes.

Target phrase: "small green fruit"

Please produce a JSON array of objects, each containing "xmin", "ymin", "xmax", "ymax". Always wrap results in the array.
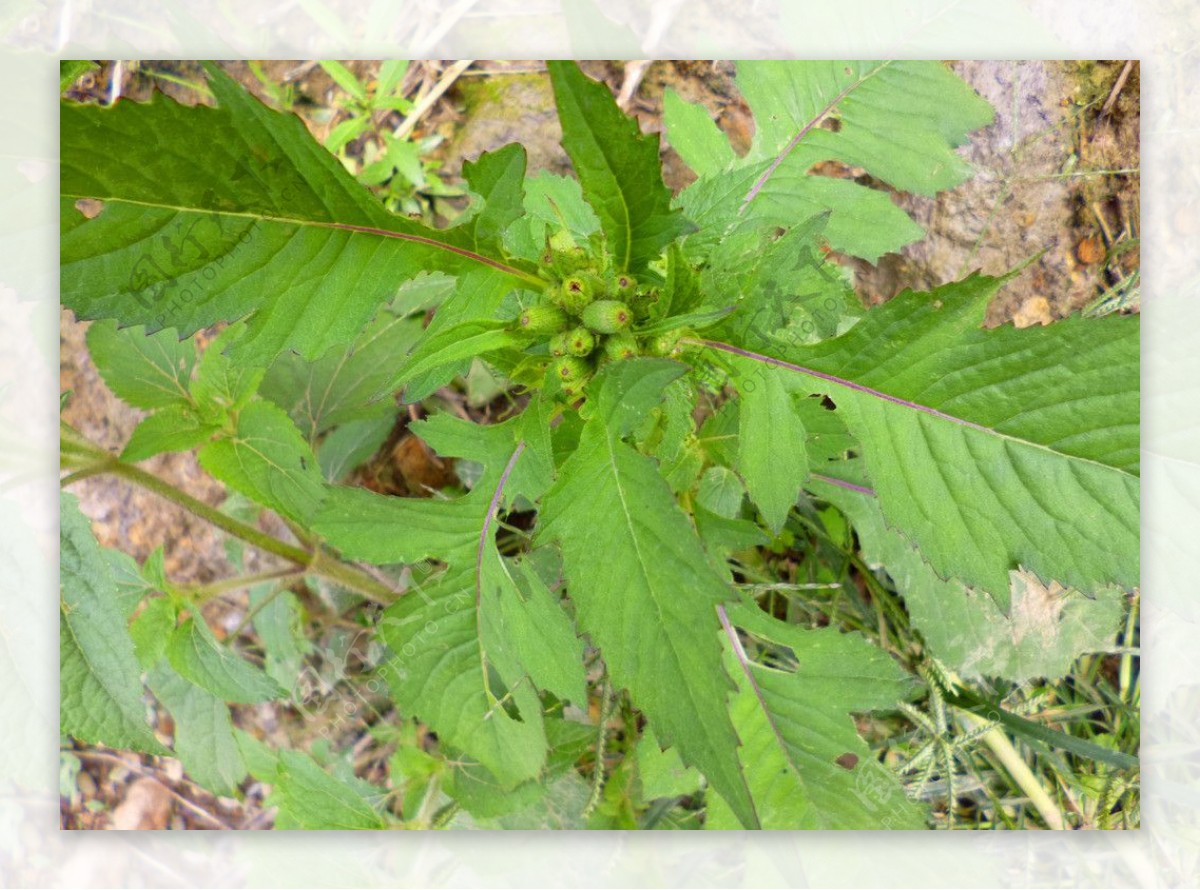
[
  {"xmin": 614, "ymin": 273, "xmax": 637, "ymax": 299},
  {"xmin": 518, "ymin": 304, "xmax": 568, "ymax": 334},
  {"xmin": 564, "ymin": 326, "xmax": 596, "ymax": 357},
  {"xmin": 548, "ymin": 331, "xmax": 571, "ymax": 357},
  {"xmin": 551, "ymin": 356, "xmax": 591, "ymax": 385},
  {"xmin": 602, "ymin": 333, "xmax": 639, "ymax": 362},
  {"xmin": 648, "ymin": 330, "xmax": 682, "ymax": 356},
  {"xmin": 557, "ymin": 274, "xmax": 595, "ymax": 315},
  {"xmin": 582, "ymin": 300, "xmax": 632, "ymax": 334}
]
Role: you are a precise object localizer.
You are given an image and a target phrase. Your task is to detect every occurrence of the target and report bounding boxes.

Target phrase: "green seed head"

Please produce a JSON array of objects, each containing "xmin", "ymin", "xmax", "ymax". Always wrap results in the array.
[
  {"xmin": 648, "ymin": 330, "xmax": 682, "ymax": 357},
  {"xmin": 551, "ymin": 355, "xmax": 591, "ymax": 385},
  {"xmin": 518, "ymin": 304, "xmax": 568, "ymax": 334},
  {"xmin": 614, "ymin": 273, "xmax": 637, "ymax": 299},
  {"xmin": 603, "ymin": 333, "xmax": 639, "ymax": 362},
  {"xmin": 582, "ymin": 300, "xmax": 633, "ymax": 334},
  {"xmin": 557, "ymin": 274, "xmax": 596, "ymax": 315},
  {"xmin": 564, "ymin": 325, "xmax": 596, "ymax": 357},
  {"xmin": 548, "ymin": 331, "xmax": 571, "ymax": 357}
]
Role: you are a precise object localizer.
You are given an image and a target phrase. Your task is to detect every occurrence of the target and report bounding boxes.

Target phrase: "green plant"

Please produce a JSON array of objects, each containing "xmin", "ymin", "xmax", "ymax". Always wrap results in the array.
[{"xmin": 59, "ymin": 60, "xmax": 1138, "ymax": 830}]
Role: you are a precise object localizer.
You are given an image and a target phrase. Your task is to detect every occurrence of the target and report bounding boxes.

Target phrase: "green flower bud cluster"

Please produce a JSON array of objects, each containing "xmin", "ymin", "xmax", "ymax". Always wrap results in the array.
[{"xmin": 518, "ymin": 240, "xmax": 684, "ymax": 401}]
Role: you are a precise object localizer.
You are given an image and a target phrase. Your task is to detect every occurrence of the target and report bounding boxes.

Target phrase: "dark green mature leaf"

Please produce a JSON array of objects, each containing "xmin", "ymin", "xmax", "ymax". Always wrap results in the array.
[
  {"xmin": 814, "ymin": 478, "xmax": 1126, "ymax": 682},
  {"xmin": 547, "ymin": 61, "xmax": 693, "ymax": 272},
  {"xmin": 60, "ymin": 493, "xmax": 164, "ymax": 753},
  {"xmin": 198, "ymin": 400, "xmax": 324, "ymax": 523},
  {"xmin": 86, "ymin": 319, "xmax": 195, "ymax": 410},
  {"xmin": 538, "ymin": 359, "xmax": 758, "ymax": 829},
  {"xmin": 166, "ymin": 616, "xmax": 286, "ymax": 704},
  {"xmin": 707, "ymin": 603, "xmax": 925, "ymax": 829},
  {"xmin": 706, "ymin": 273, "xmax": 1139, "ymax": 604},
  {"xmin": 271, "ymin": 749, "xmax": 388, "ymax": 829},
  {"xmin": 148, "ymin": 664, "xmax": 247, "ymax": 796},
  {"xmin": 61, "ymin": 63, "xmax": 530, "ymax": 368}
]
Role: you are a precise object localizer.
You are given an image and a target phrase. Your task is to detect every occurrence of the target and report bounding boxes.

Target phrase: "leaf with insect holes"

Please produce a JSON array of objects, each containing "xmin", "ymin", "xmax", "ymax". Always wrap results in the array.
[
  {"xmin": 61, "ymin": 63, "xmax": 529, "ymax": 369},
  {"xmin": 708, "ymin": 271, "xmax": 1139, "ymax": 607},
  {"xmin": 669, "ymin": 61, "xmax": 994, "ymax": 262},
  {"xmin": 707, "ymin": 602, "xmax": 926, "ymax": 829},
  {"xmin": 814, "ymin": 477, "xmax": 1127, "ymax": 682},
  {"xmin": 537, "ymin": 359, "xmax": 759, "ymax": 829},
  {"xmin": 547, "ymin": 61, "xmax": 694, "ymax": 272}
]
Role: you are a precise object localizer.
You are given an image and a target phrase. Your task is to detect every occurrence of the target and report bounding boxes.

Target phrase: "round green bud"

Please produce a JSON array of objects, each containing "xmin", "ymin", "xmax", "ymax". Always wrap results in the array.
[
  {"xmin": 557, "ymin": 274, "xmax": 596, "ymax": 315},
  {"xmin": 602, "ymin": 333, "xmax": 639, "ymax": 362},
  {"xmin": 518, "ymin": 304, "xmax": 568, "ymax": 334},
  {"xmin": 614, "ymin": 273, "xmax": 637, "ymax": 299},
  {"xmin": 564, "ymin": 326, "xmax": 596, "ymax": 357},
  {"xmin": 548, "ymin": 331, "xmax": 570, "ymax": 357},
  {"xmin": 581, "ymin": 300, "xmax": 633, "ymax": 334},
  {"xmin": 648, "ymin": 330, "xmax": 682, "ymax": 357}
]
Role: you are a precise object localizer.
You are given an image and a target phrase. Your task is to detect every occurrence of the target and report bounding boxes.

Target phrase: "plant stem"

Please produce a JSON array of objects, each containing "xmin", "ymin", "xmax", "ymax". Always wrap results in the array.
[
  {"xmin": 177, "ymin": 566, "xmax": 306, "ymax": 604},
  {"xmin": 61, "ymin": 454, "xmax": 399, "ymax": 605},
  {"xmin": 958, "ymin": 709, "xmax": 1066, "ymax": 830}
]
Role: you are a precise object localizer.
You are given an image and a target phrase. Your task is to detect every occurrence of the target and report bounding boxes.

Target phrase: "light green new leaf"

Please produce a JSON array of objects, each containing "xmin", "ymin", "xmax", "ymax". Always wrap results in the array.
[
  {"xmin": 271, "ymin": 749, "xmax": 387, "ymax": 829},
  {"xmin": 122, "ymin": 404, "xmax": 220, "ymax": 462},
  {"xmin": 662, "ymin": 88, "xmax": 736, "ymax": 178},
  {"xmin": 460, "ymin": 144, "xmax": 527, "ymax": 252},
  {"xmin": 814, "ymin": 478, "xmax": 1126, "ymax": 682},
  {"xmin": 189, "ymin": 323, "xmax": 265, "ymax": 416},
  {"xmin": 61, "ymin": 63, "xmax": 528, "ymax": 368},
  {"xmin": 707, "ymin": 603, "xmax": 925, "ymax": 829},
  {"xmin": 503, "ymin": 171, "xmax": 602, "ymax": 263},
  {"xmin": 148, "ymin": 664, "xmax": 247, "ymax": 797},
  {"xmin": 637, "ymin": 726, "xmax": 701, "ymax": 800},
  {"xmin": 129, "ymin": 596, "xmax": 177, "ymax": 668},
  {"xmin": 538, "ymin": 359, "xmax": 758, "ymax": 829},
  {"xmin": 86, "ymin": 319, "xmax": 195, "ymax": 410},
  {"xmin": 732, "ymin": 358, "xmax": 808, "ymax": 533},
  {"xmin": 60, "ymin": 493, "xmax": 164, "ymax": 753},
  {"xmin": 166, "ymin": 616, "xmax": 286, "ymax": 704},
  {"xmin": 198, "ymin": 400, "xmax": 324, "ymax": 523},
  {"xmin": 547, "ymin": 61, "xmax": 694, "ymax": 272},
  {"xmin": 709, "ymin": 272, "xmax": 1139, "ymax": 605}
]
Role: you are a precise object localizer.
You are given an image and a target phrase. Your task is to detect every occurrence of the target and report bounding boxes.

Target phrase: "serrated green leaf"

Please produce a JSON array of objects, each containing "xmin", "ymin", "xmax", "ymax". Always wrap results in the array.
[
  {"xmin": 190, "ymin": 323, "xmax": 265, "ymax": 416},
  {"xmin": 86, "ymin": 319, "xmax": 195, "ymax": 410},
  {"xmin": 815, "ymin": 478, "xmax": 1126, "ymax": 682},
  {"xmin": 460, "ymin": 144, "xmax": 527, "ymax": 252},
  {"xmin": 271, "ymin": 749, "xmax": 387, "ymax": 829},
  {"xmin": 732, "ymin": 358, "xmax": 808, "ymax": 533},
  {"xmin": 662, "ymin": 89, "xmax": 736, "ymax": 178},
  {"xmin": 60, "ymin": 492, "xmax": 164, "ymax": 753},
  {"xmin": 198, "ymin": 400, "xmax": 324, "ymax": 523},
  {"xmin": 696, "ymin": 467, "xmax": 746, "ymax": 519},
  {"xmin": 61, "ymin": 63, "xmax": 530, "ymax": 368},
  {"xmin": 395, "ymin": 320, "xmax": 526, "ymax": 402},
  {"xmin": 707, "ymin": 272, "xmax": 1139, "ymax": 604},
  {"xmin": 503, "ymin": 171, "xmax": 602, "ymax": 263},
  {"xmin": 637, "ymin": 726, "xmax": 701, "ymax": 800},
  {"xmin": 129, "ymin": 597, "xmax": 177, "ymax": 668},
  {"xmin": 260, "ymin": 308, "xmax": 423, "ymax": 441},
  {"xmin": 148, "ymin": 664, "xmax": 246, "ymax": 796},
  {"xmin": 103, "ymin": 546, "xmax": 154, "ymax": 619},
  {"xmin": 538, "ymin": 359, "xmax": 758, "ymax": 829},
  {"xmin": 166, "ymin": 615, "xmax": 285, "ymax": 704},
  {"xmin": 547, "ymin": 61, "xmax": 694, "ymax": 272},
  {"xmin": 122, "ymin": 404, "xmax": 220, "ymax": 462},
  {"xmin": 501, "ymin": 559, "xmax": 587, "ymax": 705},
  {"xmin": 250, "ymin": 584, "xmax": 312, "ymax": 690},
  {"xmin": 707, "ymin": 603, "xmax": 925, "ymax": 829}
]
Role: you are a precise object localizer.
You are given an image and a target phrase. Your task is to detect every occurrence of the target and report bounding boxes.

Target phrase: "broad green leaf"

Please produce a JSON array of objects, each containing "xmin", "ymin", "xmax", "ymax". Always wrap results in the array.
[
  {"xmin": 662, "ymin": 89, "xmax": 736, "ymax": 178},
  {"xmin": 86, "ymin": 319, "xmax": 195, "ymax": 410},
  {"xmin": 707, "ymin": 603, "xmax": 926, "ymax": 829},
  {"xmin": 815, "ymin": 478, "xmax": 1126, "ymax": 682},
  {"xmin": 166, "ymin": 615, "xmax": 286, "ymax": 704},
  {"xmin": 731, "ymin": 357, "xmax": 808, "ymax": 533},
  {"xmin": 249, "ymin": 584, "xmax": 312, "ymax": 690},
  {"xmin": 122, "ymin": 404, "xmax": 220, "ymax": 462},
  {"xmin": 538, "ymin": 359, "xmax": 758, "ymax": 829},
  {"xmin": 198, "ymin": 400, "xmax": 324, "ymax": 523},
  {"xmin": 103, "ymin": 547, "xmax": 155, "ymax": 618},
  {"xmin": 499, "ymin": 559, "xmax": 587, "ymax": 705},
  {"xmin": 460, "ymin": 144, "xmax": 527, "ymax": 252},
  {"xmin": 60, "ymin": 493, "xmax": 164, "ymax": 753},
  {"xmin": 61, "ymin": 63, "xmax": 529, "ymax": 368},
  {"xmin": 394, "ymin": 320, "xmax": 526, "ymax": 402},
  {"xmin": 190, "ymin": 323, "xmax": 265, "ymax": 415},
  {"xmin": 148, "ymin": 664, "xmax": 247, "ymax": 796},
  {"xmin": 319, "ymin": 60, "xmax": 367, "ymax": 102},
  {"xmin": 696, "ymin": 467, "xmax": 746, "ymax": 519},
  {"xmin": 270, "ymin": 749, "xmax": 387, "ymax": 829},
  {"xmin": 708, "ymin": 272, "xmax": 1139, "ymax": 604},
  {"xmin": 547, "ymin": 61, "xmax": 694, "ymax": 272},
  {"xmin": 260, "ymin": 308, "xmax": 424, "ymax": 441}
]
